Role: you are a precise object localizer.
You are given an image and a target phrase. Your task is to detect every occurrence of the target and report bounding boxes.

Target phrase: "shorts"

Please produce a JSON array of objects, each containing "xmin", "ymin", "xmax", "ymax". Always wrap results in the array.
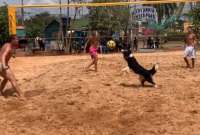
[
  {"xmin": 184, "ymin": 46, "xmax": 196, "ymax": 59},
  {"xmin": 89, "ymin": 47, "xmax": 98, "ymax": 59}
]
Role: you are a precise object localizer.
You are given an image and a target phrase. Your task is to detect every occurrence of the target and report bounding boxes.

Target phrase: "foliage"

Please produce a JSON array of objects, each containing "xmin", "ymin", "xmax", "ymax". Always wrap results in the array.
[
  {"xmin": 190, "ymin": 5, "xmax": 200, "ymax": 38},
  {"xmin": 24, "ymin": 12, "xmax": 56, "ymax": 38},
  {"xmin": 88, "ymin": 0, "xmax": 130, "ymax": 34},
  {"xmin": 0, "ymin": 6, "xmax": 9, "ymax": 44}
]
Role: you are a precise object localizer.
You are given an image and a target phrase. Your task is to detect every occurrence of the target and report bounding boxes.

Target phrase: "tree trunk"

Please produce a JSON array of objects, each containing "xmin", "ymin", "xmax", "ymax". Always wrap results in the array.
[{"xmin": 67, "ymin": 7, "xmax": 79, "ymax": 53}]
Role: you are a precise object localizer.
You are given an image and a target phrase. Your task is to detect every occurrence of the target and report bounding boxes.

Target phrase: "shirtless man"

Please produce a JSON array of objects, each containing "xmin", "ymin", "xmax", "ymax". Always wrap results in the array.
[
  {"xmin": 0, "ymin": 35, "xmax": 24, "ymax": 98},
  {"xmin": 184, "ymin": 27, "xmax": 198, "ymax": 68}
]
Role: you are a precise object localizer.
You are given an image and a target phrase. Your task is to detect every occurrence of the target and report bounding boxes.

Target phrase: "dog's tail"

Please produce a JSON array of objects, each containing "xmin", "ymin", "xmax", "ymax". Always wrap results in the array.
[{"xmin": 149, "ymin": 63, "xmax": 159, "ymax": 75}]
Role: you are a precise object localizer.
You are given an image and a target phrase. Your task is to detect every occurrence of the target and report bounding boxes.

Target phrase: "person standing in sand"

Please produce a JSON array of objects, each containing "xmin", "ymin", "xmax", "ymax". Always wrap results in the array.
[
  {"xmin": 0, "ymin": 35, "xmax": 24, "ymax": 98},
  {"xmin": 85, "ymin": 32, "xmax": 100, "ymax": 72},
  {"xmin": 184, "ymin": 27, "xmax": 198, "ymax": 68}
]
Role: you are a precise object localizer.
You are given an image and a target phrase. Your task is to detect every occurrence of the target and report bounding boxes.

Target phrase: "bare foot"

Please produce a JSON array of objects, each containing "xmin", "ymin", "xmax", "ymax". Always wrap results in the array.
[{"xmin": 15, "ymin": 93, "xmax": 26, "ymax": 101}]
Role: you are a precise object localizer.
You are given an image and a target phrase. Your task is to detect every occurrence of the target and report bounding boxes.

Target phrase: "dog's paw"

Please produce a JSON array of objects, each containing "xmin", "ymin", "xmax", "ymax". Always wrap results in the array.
[
  {"xmin": 155, "ymin": 64, "xmax": 159, "ymax": 70},
  {"xmin": 121, "ymin": 67, "xmax": 130, "ymax": 73},
  {"xmin": 154, "ymin": 84, "xmax": 158, "ymax": 88}
]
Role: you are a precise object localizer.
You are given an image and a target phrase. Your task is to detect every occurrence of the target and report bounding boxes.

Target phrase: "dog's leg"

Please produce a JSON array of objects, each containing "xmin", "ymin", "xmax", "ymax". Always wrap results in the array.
[
  {"xmin": 121, "ymin": 66, "xmax": 130, "ymax": 75},
  {"xmin": 141, "ymin": 80, "xmax": 145, "ymax": 86},
  {"xmin": 146, "ymin": 76, "xmax": 158, "ymax": 88},
  {"xmin": 139, "ymin": 75, "xmax": 145, "ymax": 86}
]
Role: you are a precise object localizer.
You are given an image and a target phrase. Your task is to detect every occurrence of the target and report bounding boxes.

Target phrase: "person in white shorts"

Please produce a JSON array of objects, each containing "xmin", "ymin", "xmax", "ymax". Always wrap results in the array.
[
  {"xmin": 184, "ymin": 28, "xmax": 197, "ymax": 68},
  {"xmin": 184, "ymin": 46, "xmax": 196, "ymax": 58}
]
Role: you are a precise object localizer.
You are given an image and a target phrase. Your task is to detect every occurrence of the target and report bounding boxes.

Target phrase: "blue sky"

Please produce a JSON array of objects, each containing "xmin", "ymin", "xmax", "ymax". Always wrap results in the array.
[
  {"xmin": 0, "ymin": 0, "xmax": 92, "ymax": 18},
  {"xmin": 0, "ymin": 0, "xmax": 91, "ymax": 17},
  {"xmin": 0, "ymin": 0, "xmax": 191, "ymax": 17},
  {"xmin": 0, "ymin": 0, "xmax": 19, "ymax": 5},
  {"xmin": 0, "ymin": 0, "xmax": 58, "ymax": 5},
  {"xmin": 0, "ymin": 0, "xmax": 92, "ymax": 5}
]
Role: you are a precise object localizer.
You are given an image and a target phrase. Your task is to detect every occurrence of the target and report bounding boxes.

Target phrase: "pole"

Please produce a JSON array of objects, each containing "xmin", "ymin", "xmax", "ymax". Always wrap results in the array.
[
  {"xmin": 21, "ymin": 0, "xmax": 24, "ymax": 25},
  {"xmin": 59, "ymin": 0, "xmax": 64, "ymax": 50},
  {"xmin": 67, "ymin": 0, "xmax": 70, "ymax": 20},
  {"xmin": 66, "ymin": 0, "xmax": 70, "ymax": 52}
]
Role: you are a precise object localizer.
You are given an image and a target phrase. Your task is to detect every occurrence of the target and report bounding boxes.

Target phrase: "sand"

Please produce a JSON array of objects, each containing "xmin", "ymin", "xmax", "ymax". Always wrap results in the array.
[{"xmin": 1, "ymin": 51, "xmax": 200, "ymax": 135}]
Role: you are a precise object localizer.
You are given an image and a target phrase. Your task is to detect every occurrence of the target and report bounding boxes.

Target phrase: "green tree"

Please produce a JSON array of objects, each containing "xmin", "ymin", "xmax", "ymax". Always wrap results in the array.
[
  {"xmin": 191, "ymin": 5, "xmax": 200, "ymax": 38},
  {"xmin": 24, "ymin": 12, "xmax": 56, "ymax": 37},
  {"xmin": 88, "ymin": 0, "xmax": 130, "ymax": 35},
  {"xmin": 0, "ymin": 6, "xmax": 9, "ymax": 44}
]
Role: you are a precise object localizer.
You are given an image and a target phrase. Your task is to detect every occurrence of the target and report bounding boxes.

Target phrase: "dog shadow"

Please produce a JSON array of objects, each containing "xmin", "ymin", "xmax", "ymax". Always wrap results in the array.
[
  {"xmin": 120, "ymin": 83, "xmax": 140, "ymax": 88},
  {"xmin": 119, "ymin": 83, "xmax": 154, "ymax": 88}
]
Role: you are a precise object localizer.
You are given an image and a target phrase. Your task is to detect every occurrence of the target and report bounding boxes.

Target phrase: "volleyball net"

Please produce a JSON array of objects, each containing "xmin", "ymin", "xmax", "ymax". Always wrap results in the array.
[{"xmin": 6, "ymin": 0, "xmax": 200, "ymax": 53}]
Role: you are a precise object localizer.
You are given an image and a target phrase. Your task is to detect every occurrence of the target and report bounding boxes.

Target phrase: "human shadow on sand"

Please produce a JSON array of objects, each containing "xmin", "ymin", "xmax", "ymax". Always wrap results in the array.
[
  {"xmin": 1, "ymin": 88, "xmax": 45, "ymax": 98},
  {"xmin": 84, "ymin": 69, "xmax": 96, "ymax": 73},
  {"xmin": 1, "ymin": 88, "xmax": 18, "ymax": 98},
  {"xmin": 24, "ymin": 89, "xmax": 46, "ymax": 98}
]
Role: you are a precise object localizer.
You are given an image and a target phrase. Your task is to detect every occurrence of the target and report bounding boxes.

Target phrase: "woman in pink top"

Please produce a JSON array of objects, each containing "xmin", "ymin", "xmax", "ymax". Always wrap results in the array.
[{"xmin": 85, "ymin": 32, "xmax": 99, "ymax": 72}]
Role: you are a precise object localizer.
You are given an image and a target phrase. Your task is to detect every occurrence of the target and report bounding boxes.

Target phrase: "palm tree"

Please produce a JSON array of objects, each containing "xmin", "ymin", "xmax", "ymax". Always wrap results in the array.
[
  {"xmin": 152, "ymin": 3, "xmax": 178, "ymax": 23},
  {"xmin": 146, "ymin": 0, "xmax": 178, "ymax": 22},
  {"xmin": 147, "ymin": 2, "xmax": 186, "ymax": 31},
  {"xmin": 174, "ymin": 3, "xmax": 185, "ymax": 19}
]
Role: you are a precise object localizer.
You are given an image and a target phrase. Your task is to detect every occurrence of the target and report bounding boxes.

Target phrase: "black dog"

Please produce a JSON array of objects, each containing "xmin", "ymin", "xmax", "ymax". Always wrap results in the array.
[{"xmin": 121, "ymin": 49, "xmax": 158, "ymax": 88}]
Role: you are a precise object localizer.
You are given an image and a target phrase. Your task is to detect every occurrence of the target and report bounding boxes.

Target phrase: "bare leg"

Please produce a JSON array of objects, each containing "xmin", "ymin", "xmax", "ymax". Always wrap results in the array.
[
  {"xmin": 86, "ymin": 59, "xmax": 95, "ymax": 70},
  {"xmin": 94, "ymin": 56, "xmax": 98, "ymax": 72},
  {"xmin": 5, "ymin": 69, "xmax": 23, "ymax": 98},
  {"xmin": 192, "ymin": 58, "xmax": 195, "ymax": 68},
  {"xmin": 0, "ymin": 79, "xmax": 8, "ymax": 96},
  {"xmin": 184, "ymin": 57, "xmax": 190, "ymax": 68}
]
